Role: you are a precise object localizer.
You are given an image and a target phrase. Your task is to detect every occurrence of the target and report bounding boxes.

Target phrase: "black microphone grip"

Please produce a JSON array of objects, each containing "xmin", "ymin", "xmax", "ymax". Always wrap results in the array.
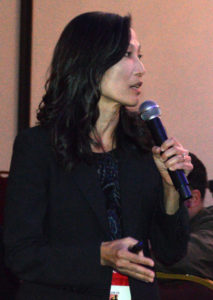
[{"xmin": 147, "ymin": 117, "xmax": 192, "ymax": 201}]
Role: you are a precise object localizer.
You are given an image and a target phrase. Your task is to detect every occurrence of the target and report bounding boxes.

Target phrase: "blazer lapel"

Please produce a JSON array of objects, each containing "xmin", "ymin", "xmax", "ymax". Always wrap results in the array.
[
  {"xmin": 72, "ymin": 149, "xmax": 147, "ymax": 240},
  {"xmin": 72, "ymin": 161, "xmax": 111, "ymax": 238}
]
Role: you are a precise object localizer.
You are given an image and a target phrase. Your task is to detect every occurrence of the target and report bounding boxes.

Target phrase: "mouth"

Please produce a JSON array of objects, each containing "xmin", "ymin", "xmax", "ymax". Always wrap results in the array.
[{"xmin": 130, "ymin": 82, "xmax": 143, "ymax": 92}]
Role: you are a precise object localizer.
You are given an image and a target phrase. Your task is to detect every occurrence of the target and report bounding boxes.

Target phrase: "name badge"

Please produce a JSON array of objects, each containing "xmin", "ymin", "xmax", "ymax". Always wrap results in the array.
[{"xmin": 109, "ymin": 271, "xmax": 131, "ymax": 300}]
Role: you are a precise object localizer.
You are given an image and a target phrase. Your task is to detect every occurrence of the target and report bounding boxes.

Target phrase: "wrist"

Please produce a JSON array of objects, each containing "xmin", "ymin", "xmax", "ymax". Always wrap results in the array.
[
  {"xmin": 163, "ymin": 181, "xmax": 180, "ymax": 215},
  {"xmin": 100, "ymin": 241, "xmax": 111, "ymax": 266}
]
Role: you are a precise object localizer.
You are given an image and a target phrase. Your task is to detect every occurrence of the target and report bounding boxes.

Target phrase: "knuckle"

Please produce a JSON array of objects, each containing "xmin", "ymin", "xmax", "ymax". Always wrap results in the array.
[
  {"xmin": 116, "ymin": 249, "xmax": 124, "ymax": 258},
  {"xmin": 164, "ymin": 161, "xmax": 171, "ymax": 168},
  {"xmin": 125, "ymin": 236, "xmax": 132, "ymax": 243},
  {"xmin": 135, "ymin": 265, "xmax": 143, "ymax": 273},
  {"xmin": 161, "ymin": 153, "xmax": 167, "ymax": 160},
  {"xmin": 115, "ymin": 258, "xmax": 124, "ymax": 268},
  {"xmin": 170, "ymin": 137, "xmax": 175, "ymax": 143}
]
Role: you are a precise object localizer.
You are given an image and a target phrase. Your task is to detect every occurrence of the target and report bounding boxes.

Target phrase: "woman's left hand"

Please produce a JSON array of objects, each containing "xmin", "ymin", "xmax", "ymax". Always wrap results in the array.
[{"xmin": 152, "ymin": 137, "xmax": 193, "ymax": 186}]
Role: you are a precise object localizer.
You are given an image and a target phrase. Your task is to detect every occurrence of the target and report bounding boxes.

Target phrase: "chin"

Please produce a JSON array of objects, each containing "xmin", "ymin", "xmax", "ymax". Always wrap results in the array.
[
  {"xmin": 125, "ymin": 99, "xmax": 141, "ymax": 112},
  {"xmin": 126, "ymin": 106, "xmax": 138, "ymax": 112},
  {"xmin": 126, "ymin": 98, "xmax": 139, "ymax": 107}
]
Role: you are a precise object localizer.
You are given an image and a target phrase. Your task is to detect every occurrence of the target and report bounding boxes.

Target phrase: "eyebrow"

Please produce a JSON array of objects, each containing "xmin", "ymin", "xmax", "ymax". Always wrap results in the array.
[{"xmin": 129, "ymin": 43, "xmax": 141, "ymax": 52}]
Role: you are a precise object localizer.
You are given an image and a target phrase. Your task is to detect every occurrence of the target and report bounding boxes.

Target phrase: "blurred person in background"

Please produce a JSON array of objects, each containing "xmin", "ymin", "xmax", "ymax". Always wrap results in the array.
[{"xmin": 154, "ymin": 152, "xmax": 213, "ymax": 280}]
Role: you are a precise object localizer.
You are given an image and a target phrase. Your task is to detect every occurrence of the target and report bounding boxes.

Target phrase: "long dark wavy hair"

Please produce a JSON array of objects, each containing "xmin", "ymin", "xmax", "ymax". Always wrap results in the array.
[{"xmin": 37, "ymin": 11, "xmax": 153, "ymax": 170}]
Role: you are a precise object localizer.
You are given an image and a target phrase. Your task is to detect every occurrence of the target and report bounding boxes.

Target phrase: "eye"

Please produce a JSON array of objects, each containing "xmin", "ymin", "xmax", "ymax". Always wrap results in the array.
[{"xmin": 124, "ymin": 51, "xmax": 132, "ymax": 57}]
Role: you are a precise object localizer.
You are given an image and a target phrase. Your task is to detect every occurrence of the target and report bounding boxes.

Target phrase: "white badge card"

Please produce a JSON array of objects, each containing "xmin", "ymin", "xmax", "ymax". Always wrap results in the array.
[
  {"xmin": 109, "ymin": 271, "xmax": 131, "ymax": 300},
  {"xmin": 109, "ymin": 285, "xmax": 131, "ymax": 300}
]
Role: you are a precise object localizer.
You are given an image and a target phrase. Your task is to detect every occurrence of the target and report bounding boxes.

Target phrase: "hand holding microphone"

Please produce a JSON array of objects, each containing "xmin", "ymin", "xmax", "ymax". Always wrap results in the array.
[{"xmin": 139, "ymin": 100, "xmax": 193, "ymax": 201}]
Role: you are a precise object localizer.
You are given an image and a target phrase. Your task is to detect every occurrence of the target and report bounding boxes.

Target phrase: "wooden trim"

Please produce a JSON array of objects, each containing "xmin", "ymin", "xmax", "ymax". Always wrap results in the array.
[
  {"xmin": 156, "ymin": 272, "xmax": 213, "ymax": 290},
  {"xmin": 18, "ymin": 0, "xmax": 33, "ymax": 132}
]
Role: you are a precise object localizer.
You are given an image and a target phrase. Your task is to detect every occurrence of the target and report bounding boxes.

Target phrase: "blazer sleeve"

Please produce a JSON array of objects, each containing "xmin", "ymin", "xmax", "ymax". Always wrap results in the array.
[
  {"xmin": 149, "ymin": 168, "xmax": 190, "ymax": 265},
  {"xmin": 4, "ymin": 129, "xmax": 110, "ymax": 288}
]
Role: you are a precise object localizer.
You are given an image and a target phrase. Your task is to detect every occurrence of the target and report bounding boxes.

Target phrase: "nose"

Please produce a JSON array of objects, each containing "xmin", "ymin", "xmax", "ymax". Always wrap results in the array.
[{"xmin": 134, "ymin": 60, "xmax": 146, "ymax": 77}]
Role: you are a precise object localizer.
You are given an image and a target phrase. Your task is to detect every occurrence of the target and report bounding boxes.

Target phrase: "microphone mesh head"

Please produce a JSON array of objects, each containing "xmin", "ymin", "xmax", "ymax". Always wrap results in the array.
[{"xmin": 139, "ymin": 100, "xmax": 161, "ymax": 121}]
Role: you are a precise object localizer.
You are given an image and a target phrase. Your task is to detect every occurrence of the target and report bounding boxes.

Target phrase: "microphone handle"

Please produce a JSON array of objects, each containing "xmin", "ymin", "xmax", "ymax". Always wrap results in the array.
[{"xmin": 147, "ymin": 117, "xmax": 192, "ymax": 201}]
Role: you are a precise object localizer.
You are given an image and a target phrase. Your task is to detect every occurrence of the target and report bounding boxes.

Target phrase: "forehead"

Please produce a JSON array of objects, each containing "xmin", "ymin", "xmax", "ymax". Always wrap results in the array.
[{"xmin": 129, "ymin": 28, "xmax": 140, "ymax": 49}]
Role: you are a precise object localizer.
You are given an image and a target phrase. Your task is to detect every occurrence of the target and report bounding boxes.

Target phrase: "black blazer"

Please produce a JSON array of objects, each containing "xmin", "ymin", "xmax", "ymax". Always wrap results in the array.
[{"xmin": 4, "ymin": 126, "xmax": 189, "ymax": 300}]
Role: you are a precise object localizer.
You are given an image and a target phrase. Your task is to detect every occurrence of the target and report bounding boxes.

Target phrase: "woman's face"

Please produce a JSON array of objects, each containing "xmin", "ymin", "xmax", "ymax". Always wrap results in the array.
[{"xmin": 99, "ymin": 29, "xmax": 146, "ymax": 108}]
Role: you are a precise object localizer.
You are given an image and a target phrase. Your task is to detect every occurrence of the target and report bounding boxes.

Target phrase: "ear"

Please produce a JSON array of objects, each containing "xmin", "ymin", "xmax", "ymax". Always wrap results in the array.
[{"xmin": 190, "ymin": 189, "xmax": 202, "ymax": 207}]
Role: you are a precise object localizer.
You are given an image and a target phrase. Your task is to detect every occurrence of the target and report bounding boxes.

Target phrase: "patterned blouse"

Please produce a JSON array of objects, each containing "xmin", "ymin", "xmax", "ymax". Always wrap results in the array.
[{"xmin": 94, "ymin": 150, "xmax": 123, "ymax": 240}]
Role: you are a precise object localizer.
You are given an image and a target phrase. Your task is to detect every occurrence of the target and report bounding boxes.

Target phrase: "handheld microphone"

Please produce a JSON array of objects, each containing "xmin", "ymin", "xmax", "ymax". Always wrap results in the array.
[{"xmin": 139, "ymin": 100, "xmax": 192, "ymax": 201}]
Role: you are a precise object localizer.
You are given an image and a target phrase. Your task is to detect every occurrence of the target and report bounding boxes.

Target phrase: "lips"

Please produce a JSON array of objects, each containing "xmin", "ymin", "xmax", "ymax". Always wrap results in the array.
[{"xmin": 130, "ymin": 82, "xmax": 143, "ymax": 89}]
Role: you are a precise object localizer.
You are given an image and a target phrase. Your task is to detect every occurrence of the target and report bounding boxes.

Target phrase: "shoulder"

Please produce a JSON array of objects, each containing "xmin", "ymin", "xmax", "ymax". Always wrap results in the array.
[
  {"xmin": 200, "ymin": 206, "xmax": 213, "ymax": 223},
  {"xmin": 15, "ymin": 126, "xmax": 50, "ymax": 146},
  {"xmin": 15, "ymin": 125, "xmax": 50, "ymax": 143},
  {"xmin": 13, "ymin": 126, "xmax": 52, "ymax": 160},
  {"xmin": 191, "ymin": 206, "xmax": 213, "ymax": 231},
  {"xmin": 206, "ymin": 205, "xmax": 213, "ymax": 213}
]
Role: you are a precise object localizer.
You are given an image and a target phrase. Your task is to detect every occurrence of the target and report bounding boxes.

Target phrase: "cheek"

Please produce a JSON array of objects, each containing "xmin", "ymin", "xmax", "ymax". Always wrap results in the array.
[
  {"xmin": 100, "ymin": 61, "xmax": 132, "ymax": 95},
  {"xmin": 100, "ymin": 69, "xmax": 119, "ymax": 91},
  {"xmin": 113, "ymin": 63, "xmax": 131, "ymax": 80}
]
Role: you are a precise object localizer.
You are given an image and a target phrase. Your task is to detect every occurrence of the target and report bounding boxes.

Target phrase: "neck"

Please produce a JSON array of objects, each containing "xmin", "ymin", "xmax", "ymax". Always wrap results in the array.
[{"xmin": 91, "ymin": 102, "xmax": 121, "ymax": 153}]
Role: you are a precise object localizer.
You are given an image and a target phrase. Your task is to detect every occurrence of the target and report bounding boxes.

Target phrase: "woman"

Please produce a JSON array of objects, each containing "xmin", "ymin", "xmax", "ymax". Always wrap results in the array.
[{"xmin": 4, "ymin": 11, "xmax": 192, "ymax": 300}]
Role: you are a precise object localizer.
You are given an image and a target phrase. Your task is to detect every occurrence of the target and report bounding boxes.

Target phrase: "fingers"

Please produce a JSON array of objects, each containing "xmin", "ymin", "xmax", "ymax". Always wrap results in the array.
[
  {"xmin": 165, "ymin": 154, "xmax": 192, "ymax": 172},
  {"xmin": 100, "ymin": 237, "xmax": 155, "ymax": 283},
  {"xmin": 152, "ymin": 137, "xmax": 193, "ymax": 173},
  {"xmin": 152, "ymin": 137, "xmax": 182, "ymax": 153},
  {"xmin": 114, "ymin": 252, "xmax": 155, "ymax": 283},
  {"xmin": 124, "ymin": 268, "xmax": 155, "ymax": 283},
  {"xmin": 115, "ymin": 246, "xmax": 154, "ymax": 268},
  {"xmin": 160, "ymin": 137, "xmax": 181, "ymax": 152},
  {"xmin": 118, "ymin": 263, "xmax": 155, "ymax": 283},
  {"xmin": 106, "ymin": 237, "xmax": 154, "ymax": 267}
]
